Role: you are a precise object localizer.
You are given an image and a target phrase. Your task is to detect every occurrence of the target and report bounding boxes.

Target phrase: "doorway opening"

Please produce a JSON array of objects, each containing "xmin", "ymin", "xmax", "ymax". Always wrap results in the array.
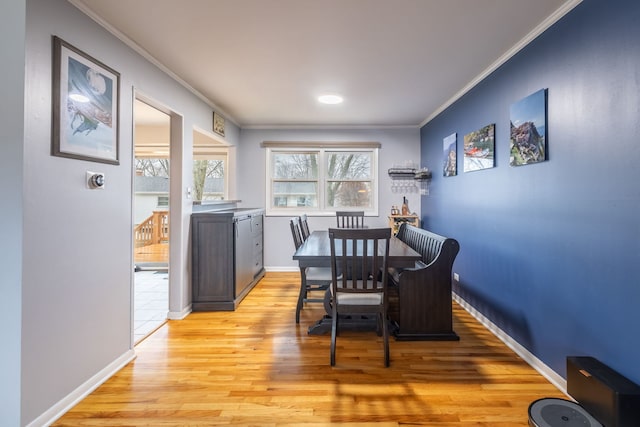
[{"xmin": 133, "ymin": 98, "xmax": 170, "ymax": 344}]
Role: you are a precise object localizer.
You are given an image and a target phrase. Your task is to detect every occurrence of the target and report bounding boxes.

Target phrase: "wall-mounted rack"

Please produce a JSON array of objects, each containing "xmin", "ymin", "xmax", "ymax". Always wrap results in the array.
[{"xmin": 388, "ymin": 164, "xmax": 432, "ymax": 195}]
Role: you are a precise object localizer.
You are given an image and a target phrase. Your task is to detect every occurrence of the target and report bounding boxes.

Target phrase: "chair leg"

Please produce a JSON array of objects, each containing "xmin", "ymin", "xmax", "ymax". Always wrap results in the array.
[
  {"xmin": 323, "ymin": 289, "xmax": 332, "ymax": 315},
  {"xmin": 296, "ymin": 271, "xmax": 307, "ymax": 324},
  {"xmin": 382, "ymin": 312, "xmax": 390, "ymax": 367},
  {"xmin": 330, "ymin": 306, "xmax": 338, "ymax": 366}
]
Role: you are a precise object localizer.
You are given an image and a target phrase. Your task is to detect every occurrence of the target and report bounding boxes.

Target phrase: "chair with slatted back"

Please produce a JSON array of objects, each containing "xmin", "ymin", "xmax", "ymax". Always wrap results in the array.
[
  {"xmin": 290, "ymin": 217, "xmax": 332, "ymax": 323},
  {"xmin": 335, "ymin": 211, "xmax": 365, "ymax": 228},
  {"xmin": 299, "ymin": 214, "xmax": 311, "ymax": 241},
  {"xmin": 328, "ymin": 227, "xmax": 392, "ymax": 367}
]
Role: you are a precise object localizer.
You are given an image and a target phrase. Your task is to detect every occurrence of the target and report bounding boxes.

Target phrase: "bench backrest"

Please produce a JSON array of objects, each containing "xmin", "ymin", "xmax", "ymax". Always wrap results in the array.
[{"xmin": 396, "ymin": 223, "xmax": 459, "ymax": 267}]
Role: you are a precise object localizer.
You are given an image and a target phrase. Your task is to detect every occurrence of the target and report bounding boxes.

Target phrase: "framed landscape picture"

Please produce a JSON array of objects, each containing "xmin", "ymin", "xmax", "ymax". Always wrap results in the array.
[
  {"xmin": 443, "ymin": 133, "xmax": 457, "ymax": 177},
  {"xmin": 463, "ymin": 124, "xmax": 495, "ymax": 172},
  {"xmin": 52, "ymin": 36, "xmax": 120, "ymax": 164},
  {"xmin": 510, "ymin": 89, "xmax": 547, "ymax": 166}
]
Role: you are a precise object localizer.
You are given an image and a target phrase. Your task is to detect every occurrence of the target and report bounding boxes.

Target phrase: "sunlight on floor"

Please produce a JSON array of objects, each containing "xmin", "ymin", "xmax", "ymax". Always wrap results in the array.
[{"xmin": 134, "ymin": 270, "xmax": 168, "ymax": 344}]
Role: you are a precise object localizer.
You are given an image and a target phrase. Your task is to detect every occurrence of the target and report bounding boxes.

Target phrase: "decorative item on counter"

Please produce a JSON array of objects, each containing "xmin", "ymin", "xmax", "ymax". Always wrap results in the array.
[{"xmin": 401, "ymin": 197, "xmax": 410, "ymax": 215}]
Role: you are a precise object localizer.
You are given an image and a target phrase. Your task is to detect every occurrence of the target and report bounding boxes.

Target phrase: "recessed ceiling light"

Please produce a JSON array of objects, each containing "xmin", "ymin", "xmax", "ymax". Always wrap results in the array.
[{"xmin": 318, "ymin": 94, "xmax": 343, "ymax": 104}]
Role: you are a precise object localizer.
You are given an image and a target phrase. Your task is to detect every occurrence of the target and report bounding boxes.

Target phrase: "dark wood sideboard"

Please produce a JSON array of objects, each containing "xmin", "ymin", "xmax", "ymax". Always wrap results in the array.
[{"xmin": 191, "ymin": 208, "xmax": 265, "ymax": 311}]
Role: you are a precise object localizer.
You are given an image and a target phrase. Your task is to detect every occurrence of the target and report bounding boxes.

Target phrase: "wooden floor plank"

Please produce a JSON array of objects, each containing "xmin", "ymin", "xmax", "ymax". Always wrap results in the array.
[{"xmin": 53, "ymin": 272, "xmax": 565, "ymax": 426}]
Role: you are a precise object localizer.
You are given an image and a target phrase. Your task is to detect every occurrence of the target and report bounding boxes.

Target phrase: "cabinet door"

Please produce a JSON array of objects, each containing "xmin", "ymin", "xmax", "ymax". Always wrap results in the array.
[
  {"xmin": 192, "ymin": 218, "xmax": 233, "ymax": 302},
  {"xmin": 234, "ymin": 218, "xmax": 255, "ymax": 297}
]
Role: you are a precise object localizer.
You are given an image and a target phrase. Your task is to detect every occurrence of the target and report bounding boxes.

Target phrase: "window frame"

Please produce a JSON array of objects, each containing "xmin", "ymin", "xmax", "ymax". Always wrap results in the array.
[{"xmin": 265, "ymin": 145, "xmax": 379, "ymax": 216}]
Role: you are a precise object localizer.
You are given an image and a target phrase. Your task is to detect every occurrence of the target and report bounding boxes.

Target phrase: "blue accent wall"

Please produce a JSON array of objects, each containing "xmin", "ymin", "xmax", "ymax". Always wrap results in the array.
[{"xmin": 420, "ymin": 0, "xmax": 640, "ymax": 385}]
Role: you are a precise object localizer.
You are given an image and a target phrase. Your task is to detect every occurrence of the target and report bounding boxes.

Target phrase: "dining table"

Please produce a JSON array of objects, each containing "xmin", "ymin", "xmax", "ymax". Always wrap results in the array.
[{"xmin": 293, "ymin": 229, "xmax": 422, "ymax": 335}]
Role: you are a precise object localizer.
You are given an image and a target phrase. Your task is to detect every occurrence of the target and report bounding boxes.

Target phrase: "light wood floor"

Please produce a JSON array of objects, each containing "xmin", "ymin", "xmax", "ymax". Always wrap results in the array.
[
  {"xmin": 54, "ymin": 272, "xmax": 565, "ymax": 426},
  {"xmin": 134, "ymin": 242, "xmax": 169, "ymax": 264}
]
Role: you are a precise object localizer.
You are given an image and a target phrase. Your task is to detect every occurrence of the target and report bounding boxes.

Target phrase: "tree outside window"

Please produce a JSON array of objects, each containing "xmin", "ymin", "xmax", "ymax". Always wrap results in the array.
[
  {"xmin": 193, "ymin": 158, "xmax": 225, "ymax": 201},
  {"xmin": 136, "ymin": 158, "xmax": 169, "ymax": 177},
  {"xmin": 326, "ymin": 151, "xmax": 372, "ymax": 208},
  {"xmin": 267, "ymin": 147, "xmax": 377, "ymax": 214}
]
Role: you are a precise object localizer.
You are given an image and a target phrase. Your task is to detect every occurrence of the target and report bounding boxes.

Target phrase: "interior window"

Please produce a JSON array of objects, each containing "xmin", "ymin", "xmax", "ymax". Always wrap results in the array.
[{"xmin": 193, "ymin": 128, "xmax": 228, "ymax": 202}]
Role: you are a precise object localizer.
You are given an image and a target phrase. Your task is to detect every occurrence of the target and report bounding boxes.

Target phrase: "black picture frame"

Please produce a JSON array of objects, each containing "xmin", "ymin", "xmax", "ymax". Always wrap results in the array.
[{"xmin": 52, "ymin": 36, "xmax": 120, "ymax": 165}]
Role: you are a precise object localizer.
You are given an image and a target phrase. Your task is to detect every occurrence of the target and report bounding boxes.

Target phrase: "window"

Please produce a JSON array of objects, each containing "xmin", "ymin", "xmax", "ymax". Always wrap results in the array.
[
  {"xmin": 265, "ymin": 144, "xmax": 378, "ymax": 215},
  {"xmin": 157, "ymin": 196, "xmax": 169, "ymax": 207}
]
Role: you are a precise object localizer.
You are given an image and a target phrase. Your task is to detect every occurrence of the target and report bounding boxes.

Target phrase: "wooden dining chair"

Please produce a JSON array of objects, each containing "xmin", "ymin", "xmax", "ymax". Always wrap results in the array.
[
  {"xmin": 328, "ymin": 227, "xmax": 392, "ymax": 367},
  {"xmin": 335, "ymin": 211, "xmax": 365, "ymax": 228},
  {"xmin": 299, "ymin": 214, "xmax": 311, "ymax": 241},
  {"xmin": 290, "ymin": 217, "xmax": 332, "ymax": 323}
]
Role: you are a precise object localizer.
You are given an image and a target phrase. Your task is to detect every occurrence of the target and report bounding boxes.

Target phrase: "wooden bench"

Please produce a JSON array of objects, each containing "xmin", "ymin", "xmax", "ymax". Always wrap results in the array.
[{"xmin": 388, "ymin": 223, "xmax": 460, "ymax": 340}]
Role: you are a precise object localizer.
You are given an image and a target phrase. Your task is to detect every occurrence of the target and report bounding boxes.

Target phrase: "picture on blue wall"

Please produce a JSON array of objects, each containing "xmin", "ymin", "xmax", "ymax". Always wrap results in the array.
[
  {"xmin": 443, "ymin": 133, "xmax": 457, "ymax": 176},
  {"xmin": 510, "ymin": 88, "xmax": 547, "ymax": 166},
  {"xmin": 464, "ymin": 124, "xmax": 495, "ymax": 172}
]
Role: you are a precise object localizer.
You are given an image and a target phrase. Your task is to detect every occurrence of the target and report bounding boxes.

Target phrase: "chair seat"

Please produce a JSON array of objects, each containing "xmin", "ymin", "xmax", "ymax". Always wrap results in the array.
[
  {"xmin": 388, "ymin": 261, "xmax": 427, "ymax": 283},
  {"xmin": 336, "ymin": 292, "xmax": 383, "ymax": 305},
  {"xmin": 334, "ymin": 279, "xmax": 384, "ymax": 305},
  {"xmin": 305, "ymin": 267, "xmax": 332, "ymax": 281}
]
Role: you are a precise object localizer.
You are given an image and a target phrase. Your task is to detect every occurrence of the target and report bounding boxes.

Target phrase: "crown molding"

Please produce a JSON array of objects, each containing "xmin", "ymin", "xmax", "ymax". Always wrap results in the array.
[{"xmin": 419, "ymin": 0, "xmax": 583, "ymax": 128}]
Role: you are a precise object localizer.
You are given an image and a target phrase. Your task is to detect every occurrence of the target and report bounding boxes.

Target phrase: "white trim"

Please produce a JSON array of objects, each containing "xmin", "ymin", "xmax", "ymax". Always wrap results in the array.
[
  {"xmin": 420, "ymin": 0, "xmax": 583, "ymax": 127},
  {"xmin": 193, "ymin": 125, "xmax": 230, "ymax": 147},
  {"xmin": 27, "ymin": 350, "xmax": 136, "ymax": 427},
  {"xmin": 168, "ymin": 305, "xmax": 192, "ymax": 320},
  {"xmin": 245, "ymin": 124, "xmax": 418, "ymax": 130},
  {"xmin": 265, "ymin": 266, "xmax": 299, "ymax": 273},
  {"xmin": 67, "ymin": 0, "xmax": 237, "ymax": 126},
  {"xmin": 453, "ymin": 292, "xmax": 569, "ymax": 396},
  {"xmin": 261, "ymin": 141, "xmax": 381, "ymax": 149}
]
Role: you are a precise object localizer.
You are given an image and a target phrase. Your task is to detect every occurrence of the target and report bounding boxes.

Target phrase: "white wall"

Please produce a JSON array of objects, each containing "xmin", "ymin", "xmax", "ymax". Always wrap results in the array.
[
  {"xmin": 134, "ymin": 194, "xmax": 166, "ymax": 224},
  {"xmin": 20, "ymin": 0, "xmax": 238, "ymax": 424},
  {"xmin": 238, "ymin": 127, "xmax": 421, "ymax": 270},
  {"xmin": 14, "ymin": 2, "xmax": 415, "ymax": 424},
  {"xmin": 0, "ymin": 1, "xmax": 25, "ymax": 425}
]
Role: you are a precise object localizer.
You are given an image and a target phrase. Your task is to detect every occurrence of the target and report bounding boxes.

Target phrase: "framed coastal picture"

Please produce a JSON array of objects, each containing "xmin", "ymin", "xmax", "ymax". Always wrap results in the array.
[
  {"xmin": 443, "ymin": 133, "xmax": 457, "ymax": 177},
  {"xmin": 51, "ymin": 36, "xmax": 120, "ymax": 164},
  {"xmin": 510, "ymin": 89, "xmax": 547, "ymax": 166},
  {"xmin": 463, "ymin": 124, "xmax": 495, "ymax": 172}
]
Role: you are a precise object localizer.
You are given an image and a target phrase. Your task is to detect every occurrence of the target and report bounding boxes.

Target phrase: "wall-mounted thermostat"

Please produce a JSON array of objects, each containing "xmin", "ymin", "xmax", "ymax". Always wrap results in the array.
[{"xmin": 86, "ymin": 171, "xmax": 105, "ymax": 189}]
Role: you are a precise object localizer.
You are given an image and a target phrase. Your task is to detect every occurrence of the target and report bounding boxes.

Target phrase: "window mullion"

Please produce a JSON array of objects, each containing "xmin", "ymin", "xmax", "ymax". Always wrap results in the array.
[{"xmin": 318, "ymin": 149, "xmax": 326, "ymax": 210}]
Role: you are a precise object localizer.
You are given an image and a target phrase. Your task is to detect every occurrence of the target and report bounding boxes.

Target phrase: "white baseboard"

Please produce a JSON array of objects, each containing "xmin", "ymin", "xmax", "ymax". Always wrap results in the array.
[
  {"xmin": 453, "ymin": 292, "xmax": 568, "ymax": 396},
  {"xmin": 28, "ymin": 349, "xmax": 136, "ymax": 427},
  {"xmin": 168, "ymin": 304, "xmax": 191, "ymax": 320},
  {"xmin": 265, "ymin": 266, "xmax": 299, "ymax": 272}
]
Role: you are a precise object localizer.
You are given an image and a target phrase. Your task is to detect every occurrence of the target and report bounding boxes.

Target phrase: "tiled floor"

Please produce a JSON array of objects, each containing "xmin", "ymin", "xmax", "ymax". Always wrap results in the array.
[{"xmin": 134, "ymin": 270, "xmax": 169, "ymax": 344}]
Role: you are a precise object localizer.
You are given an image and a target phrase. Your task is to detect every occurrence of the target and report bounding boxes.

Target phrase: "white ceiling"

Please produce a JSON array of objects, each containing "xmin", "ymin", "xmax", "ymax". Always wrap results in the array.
[{"xmin": 71, "ymin": 0, "xmax": 580, "ymax": 128}]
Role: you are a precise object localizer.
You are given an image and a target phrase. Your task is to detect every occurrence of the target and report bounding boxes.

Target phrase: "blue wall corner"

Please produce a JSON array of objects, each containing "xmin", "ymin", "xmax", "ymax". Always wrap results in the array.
[{"xmin": 420, "ymin": 0, "xmax": 640, "ymax": 385}]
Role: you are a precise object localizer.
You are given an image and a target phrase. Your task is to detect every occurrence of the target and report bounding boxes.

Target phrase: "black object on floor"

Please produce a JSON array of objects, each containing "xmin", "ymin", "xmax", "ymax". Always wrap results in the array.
[
  {"xmin": 528, "ymin": 398, "xmax": 602, "ymax": 427},
  {"xmin": 567, "ymin": 356, "xmax": 640, "ymax": 427}
]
